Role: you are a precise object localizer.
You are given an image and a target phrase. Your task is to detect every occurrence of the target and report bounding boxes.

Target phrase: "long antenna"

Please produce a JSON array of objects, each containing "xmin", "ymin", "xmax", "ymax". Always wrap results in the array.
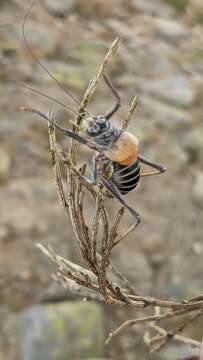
[
  {"xmin": 22, "ymin": 0, "xmax": 89, "ymax": 114},
  {"xmin": 12, "ymin": 80, "xmax": 82, "ymax": 116}
]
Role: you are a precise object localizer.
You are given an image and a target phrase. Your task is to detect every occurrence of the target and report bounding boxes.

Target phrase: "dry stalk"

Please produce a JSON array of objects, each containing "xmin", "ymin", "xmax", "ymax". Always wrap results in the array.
[{"xmin": 37, "ymin": 38, "xmax": 203, "ymax": 357}]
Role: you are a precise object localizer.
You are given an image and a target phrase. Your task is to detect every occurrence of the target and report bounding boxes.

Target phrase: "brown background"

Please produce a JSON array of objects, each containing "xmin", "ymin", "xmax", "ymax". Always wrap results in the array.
[{"xmin": 0, "ymin": 0, "xmax": 203, "ymax": 359}]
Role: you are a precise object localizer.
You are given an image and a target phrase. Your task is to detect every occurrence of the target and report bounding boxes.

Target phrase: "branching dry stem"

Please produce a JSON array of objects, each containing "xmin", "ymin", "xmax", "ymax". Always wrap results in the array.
[{"xmin": 36, "ymin": 38, "xmax": 203, "ymax": 358}]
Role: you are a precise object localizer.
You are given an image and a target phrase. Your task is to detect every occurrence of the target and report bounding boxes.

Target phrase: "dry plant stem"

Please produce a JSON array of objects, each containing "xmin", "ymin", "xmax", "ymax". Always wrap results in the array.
[
  {"xmin": 37, "ymin": 241, "xmax": 203, "ymax": 354},
  {"xmin": 70, "ymin": 36, "xmax": 120, "ymax": 160},
  {"xmin": 105, "ymin": 308, "xmax": 202, "ymax": 345},
  {"xmin": 61, "ymin": 38, "xmax": 119, "ymax": 272},
  {"xmin": 109, "ymin": 207, "xmax": 125, "ymax": 250},
  {"xmin": 48, "ymin": 121, "xmax": 68, "ymax": 211},
  {"xmin": 52, "ymin": 273, "xmax": 104, "ymax": 302},
  {"xmin": 97, "ymin": 207, "xmax": 126, "ymax": 304},
  {"xmin": 150, "ymin": 323, "xmax": 201, "ymax": 348},
  {"xmin": 37, "ymin": 243, "xmax": 203, "ymax": 309},
  {"xmin": 48, "ymin": 122, "xmax": 90, "ymax": 259},
  {"xmin": 36, "ymin": 244, "xmax": 95, "ymax": 280},
  {"xmin": 37, "ymin": 243, "xmax": 126, "ymax": 302},
  {"xmin": 113, "ymin": 222, "xmax": 138, "ymax": 248},
  {"xmin": 146, "ymin": 311, "xmax": 203, "ymax": 352},
  {"xmin": 48, "ymin": 122, "xmax": 91, "ymax": 258},
  {"xmin": 37, "ymin": 243, "xmax": 99, "ymax": 294},
  {"xmin": 127, "ymin": 294, "xmax": 203, "ymax": 309},
  {"xmin": 76, "ymin": 170, "xmax": 91, "ymax": 252},
  {"xmin": 37, "ymin": 39, "xmax": 203, "ymax": 356},
  {"xmin": 122, "ymin": 95, "xmax": 138, "ymax": 130},
  {"xmin": 106, "ymin": 95, "xmax": 140, "ymax": 248},
  {"xmin": 110, "ymin": 264, "xmax": 136, "ymax": 294},
  {"xmin": 64, "ymin": 37, "xmax": 120, "ymax": 269},
  {"xmin": 185, "ymin": 295, "xmax": 203, "ymax": 303},
  {"xmin": 63, "ymin": 156, "xmax": 110, "ymax": 251},
  {"xmin": 91, "ymin": 189, "xmax": 103, "ymax": 263},
  {"xmin": 62, "ymin": 154, "xmax": 109, "ymax": 249}
]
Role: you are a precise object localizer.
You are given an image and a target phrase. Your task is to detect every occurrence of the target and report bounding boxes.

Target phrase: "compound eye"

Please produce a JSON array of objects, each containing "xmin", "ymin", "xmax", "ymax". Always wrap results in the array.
[
  {"xmin": 100, "ymin": 122, "xmax": 107, "ymax": 130},
  {"xmin": 98, "ymin": 118, "xmax": 110, "ymax": 131}
]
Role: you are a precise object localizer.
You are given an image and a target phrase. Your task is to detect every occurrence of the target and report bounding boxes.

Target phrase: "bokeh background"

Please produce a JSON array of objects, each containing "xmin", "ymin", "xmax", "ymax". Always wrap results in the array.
[{"xmin": 0, "ymin": 0, "xmax": 203, "ymax": 359}]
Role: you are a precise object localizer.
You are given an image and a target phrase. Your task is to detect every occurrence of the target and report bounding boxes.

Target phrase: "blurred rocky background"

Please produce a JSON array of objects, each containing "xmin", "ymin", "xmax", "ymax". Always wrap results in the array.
[{"xmin": 0, "ymin": 0, "xmax": 203, "ymax": 359}]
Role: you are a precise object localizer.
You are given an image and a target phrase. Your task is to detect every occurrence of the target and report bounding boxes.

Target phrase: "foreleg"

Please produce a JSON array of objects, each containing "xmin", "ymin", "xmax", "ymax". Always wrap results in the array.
[
  {"xmin": 103, "ymin": 75, "xmax": 121, "ymax": 120},
  {"xmin": 21, "ymin": 107, "xmax": 101, "ymax": 152}
]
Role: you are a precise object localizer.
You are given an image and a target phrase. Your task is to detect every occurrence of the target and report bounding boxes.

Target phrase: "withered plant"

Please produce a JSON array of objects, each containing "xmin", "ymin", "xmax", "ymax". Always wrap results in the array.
[{"xmin": 36, "ymin": 38, "xmax": 203, "ymax": 359}]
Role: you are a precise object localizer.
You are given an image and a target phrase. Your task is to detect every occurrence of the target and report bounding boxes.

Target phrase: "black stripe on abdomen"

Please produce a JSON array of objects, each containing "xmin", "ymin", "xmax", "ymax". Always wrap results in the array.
[{"xmin": 112, "ymin": 159, "xmax": 140, "ymax": 195}]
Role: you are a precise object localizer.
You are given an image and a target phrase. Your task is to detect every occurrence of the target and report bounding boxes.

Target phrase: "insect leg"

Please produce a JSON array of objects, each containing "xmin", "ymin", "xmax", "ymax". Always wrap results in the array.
[
  {"xmin": 21, "ymin": 107, "xmax": 101, "ymax": 152},
  {"xmin": 68, "ymin": 154, "xmax": 101, "ymax": 186},
  {"xmin": 103, "ymin": 75, "xmax": 121, "ymax": 120},
  {"xmin": 91, "ymin": 154, "xmax": 100, "ymax": 185},
  {"xmin": 100, "ymin": 176, "xmax": 141, "ymax": 226},
  {"xmin": 92, "ymin": 154, "xmax": 113, "ymax": 185},
  {"xmin": 138, "ymin": 154, "xmax": 166, "ymax": 177}
]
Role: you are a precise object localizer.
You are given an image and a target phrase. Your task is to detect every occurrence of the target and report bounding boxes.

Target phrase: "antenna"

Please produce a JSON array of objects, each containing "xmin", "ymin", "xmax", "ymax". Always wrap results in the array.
[
  {"xmin": 12, "ymin": 80, "xmax": 85, "ymax": 116},
  {"xmin": 22, "ymin": 0, "xmax": 90, "ymax": 115}
]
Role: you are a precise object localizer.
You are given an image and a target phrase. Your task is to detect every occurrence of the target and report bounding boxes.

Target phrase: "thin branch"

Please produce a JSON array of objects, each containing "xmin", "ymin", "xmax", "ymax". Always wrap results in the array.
[
  {"xmin": 149, "ymin": 323, "xmax": 201, "ymax": 350},
  {"xmin": 113, "ymin": 221, "xmax": 138, "ymax": 248},
  {"xmin": 105, "ymin": 308, "xmax": 199, "ymax": 345},
  {"xmin": 36, "ymin": 38, "xmax": 203, "ymax": 358},
  {"xmin": 109, "ymin": 207, "xmax": 125, "ymax": 250},
  {"xmin": 70, "ymin": 37, "xmax": 120, "ymax": 160},
  {"xmin": 122, "ymin": 95, "xmax": 138, "ymax": 129},
  {"xmin": 91, "ymin": 189, "xmax": 103, "ymax": 263}
]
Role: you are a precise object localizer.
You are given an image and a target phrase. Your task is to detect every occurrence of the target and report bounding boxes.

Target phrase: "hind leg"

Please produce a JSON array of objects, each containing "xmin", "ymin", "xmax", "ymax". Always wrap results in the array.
[{"xmin": 138, "ymin": 155, "xmax": 166, "ymax": 177}]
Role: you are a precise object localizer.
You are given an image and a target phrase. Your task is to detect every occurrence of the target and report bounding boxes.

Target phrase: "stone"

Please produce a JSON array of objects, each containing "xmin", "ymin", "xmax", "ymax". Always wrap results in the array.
[
  {"xmin": 64, "ymin": 40, "xmax": 107, "ymax": 65},
  {"xmin": 200, "ymin": 340, "xmax": 203, "ymax": 360},
  {"xmin": 164, "ymin": 0, "xmax": 189, "ymax": 13},
  {"xmin": 74, "ymin": 0, "xmax": 124, "ymax": 18},
  {"xmin": 147, "ymin": 143, "xmax": 188, "ymax": 172},
  {"xmin": 192, "ymin": 172, "xmax": 203, "ymax": 209},
  {"xmin": 32, "ymin": 60, "xmax": 85, "ymax": 89},
  {"xmin": 161, "ymin": 343, "xmax": 199, "ymax": 360},
  {"xmin": 0, "ymin": 147, "xmax": 11, "ymax": 182},
  {"xmin": 106, "ymin": 19, "xmax": 136, "ymax": 40},
  {"xmin": 118, "ymin": 247, "xmax": 153, "ymax": 293},
  {"xmin": 187, "ymin": 0, "xmax": 203, "ymax": 24},
  {"xmin": 130, "ymin": 0, "xmax": 174, "ymax": 17},
  {"xmin": 0, "ymin": 225, "xmax": 10, "ymax": 242},
  {"xmin": 43, "ymin": 0, "xmax": 75, "ymax": 16},
  {"xmin": 22, "ymin": 21, "xmax": 58, "ymax": 58},
  {"xmin": 139, "ymin": 76, "xmax": 195, "ymax": 108},
  {"xmin": 153, "ymin": 18, "xmax": 188, "ymax": 43},
  {"xmin": 145, "ymin": 42, "xmax": 177, "ymax": 77},
  {"xmin": 140, "ymin": 95, "xmax": 190, "ymax": 128},
  {"xmin": 183, "ymin": 128, "xmax": 203, "ymax": 164},
  {"xmin": 18, "ymin": 301, "xmax": 103, "ymax": 360},
  {"xmin": 0, "ymin": 25, "xmax": 19, "ymax": 51}
]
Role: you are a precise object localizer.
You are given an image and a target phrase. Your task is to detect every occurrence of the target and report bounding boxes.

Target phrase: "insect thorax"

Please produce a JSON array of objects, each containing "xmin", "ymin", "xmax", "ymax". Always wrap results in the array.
[{"xmin": 86, "ymin": 115, "xmax": 121, "ymax": 148}]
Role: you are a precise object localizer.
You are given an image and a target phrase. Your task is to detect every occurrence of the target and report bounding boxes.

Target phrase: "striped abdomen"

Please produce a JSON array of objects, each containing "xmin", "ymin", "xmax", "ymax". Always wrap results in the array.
[{"xmin": 112, "ymin": 159, "xmax": 140, "ymax": 195}]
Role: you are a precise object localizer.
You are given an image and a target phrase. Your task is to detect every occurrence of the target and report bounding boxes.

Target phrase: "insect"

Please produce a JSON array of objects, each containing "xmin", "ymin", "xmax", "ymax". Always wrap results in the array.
[
  {"xmin": 23, "ymin": 74, "xmax": 166, "ymax": 227},
  {"xmin": 21, "ymin": 0, "xmax": 166, "ymax": 228}
]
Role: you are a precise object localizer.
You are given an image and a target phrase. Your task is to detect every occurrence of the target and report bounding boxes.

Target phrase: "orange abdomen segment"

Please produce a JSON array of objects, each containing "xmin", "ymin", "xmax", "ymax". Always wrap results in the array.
[{"xmin": 105, "ymin": 131, "xmax": 139, "ymax": 165}]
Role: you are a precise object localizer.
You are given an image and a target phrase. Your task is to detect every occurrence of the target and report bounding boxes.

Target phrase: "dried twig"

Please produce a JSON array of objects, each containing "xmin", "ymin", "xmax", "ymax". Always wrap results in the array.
[
  {"xmin": 122, "ymin": 95, "xmax": 138, "ymax": 130},
  {"xmin": 105, "ymin": 308, "xmax": 202, "ymax": 345},
  {"xmin": 37, "ymin": 38, "xmax": 203, "ymax": 357},
  {"xmin": 146, "ymin": 322, "xmax": 201, "ymax": 353}
]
